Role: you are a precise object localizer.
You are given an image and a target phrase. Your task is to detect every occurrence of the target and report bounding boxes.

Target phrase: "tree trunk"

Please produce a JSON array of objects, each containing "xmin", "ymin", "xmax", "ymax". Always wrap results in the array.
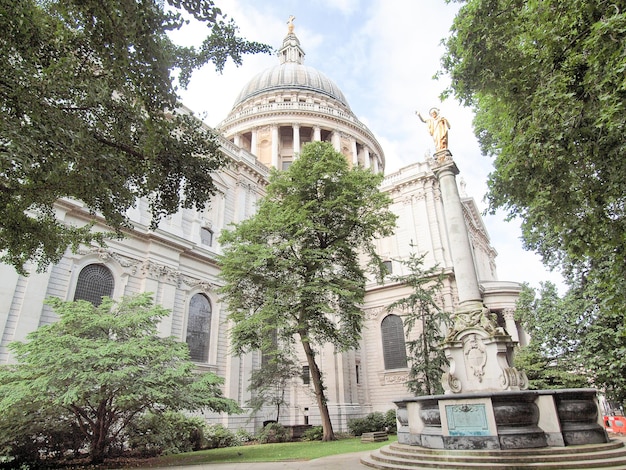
[
  {"xmin": 90, "ymin": 432, "xmax": 107, "ymax": 464},
  {"xmin": 89, "ymin": 401, "xmax": 109, "ymax": 464},
  {"xmin": 300, "ymin": 334, "xmax": 335, "ymax": 441},
  {"xmin": 276, "ymin": 389, "xmax": 282, "ymax": 422}
]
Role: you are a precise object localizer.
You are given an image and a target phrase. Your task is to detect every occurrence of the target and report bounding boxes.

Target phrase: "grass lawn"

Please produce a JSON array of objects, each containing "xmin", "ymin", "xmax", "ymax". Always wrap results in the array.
[{"xmin": 145, "ymin": 435, "xmax": 397, "ymax": 467}]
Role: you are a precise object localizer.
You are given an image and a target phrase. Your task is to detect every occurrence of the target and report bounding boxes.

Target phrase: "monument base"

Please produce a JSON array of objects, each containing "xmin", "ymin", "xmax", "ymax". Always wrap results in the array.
[{"xmin": 395, "ymin": 389, "xmax": 608, "ymax": 451}]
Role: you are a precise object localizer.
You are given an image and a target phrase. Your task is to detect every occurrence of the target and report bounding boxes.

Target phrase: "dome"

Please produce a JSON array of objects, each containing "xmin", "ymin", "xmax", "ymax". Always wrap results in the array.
[
  {"xmin": 232, "ymin": 62, "xmax": 350, "ymax": 109},
  {"xmin": 219, "ymin": 23, "xmax": 386, "ymax": 176}
]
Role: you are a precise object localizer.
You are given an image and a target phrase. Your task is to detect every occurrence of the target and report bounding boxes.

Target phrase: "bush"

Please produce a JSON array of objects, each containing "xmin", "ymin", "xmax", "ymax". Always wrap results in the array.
[
  {"xmin": 0, "ymin": 407, "xmax": 87, "ymax": 467},
  {"xmin": 204, "ymin": 424, "xmax": 238, "ymax": 449},
  {"xmin": 347, "ymin": 412, "xmax": 386, "ymax": 436},
  {"xmin": 385, "ymin": 409, "xmax": 397, "ymax": 434},
  {"xmin": 126, "ymin": 411, "xmax": 206, "ymax": 457},
  {"xmin": 257, "ymin": 422, "xmax": 289, "ymax": 444},
  {"xmin": 301, "ymin": 426, "xmax": 323, "ymax": 441},
  {"xmin": 234, "ymin": 428, "xmax": 254, "ymax": 446}
]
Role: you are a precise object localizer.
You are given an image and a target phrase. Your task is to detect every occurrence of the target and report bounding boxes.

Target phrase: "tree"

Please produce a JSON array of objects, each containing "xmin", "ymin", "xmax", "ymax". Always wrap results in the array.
[
  {"xmin": 573, "ymin": 264, "xmax": 626, "ymax": 406},
  {"xmin": 440, "ymin": 0, "xmax": 626, "ymax": 331},
  {"xmin": 1, "ymin": 0, "xmax": 271, "ymax": 274},
  {"xmin": 514, "ymin": 279, "xmax": 626, "ymax": 405},
  {"xmin": 387, "ymin": 250, "xmax": 451, "ymax": 396},
  {"xmin": 514, "ymin": 282, "xmax": 590, "ymax": 390},
  {"xmin": 246, "ymin": 352, "xmax": 300, "ymax": 423},
  {"xmin": 0, "ymin": 294, "xmax": 240, "ymax": 464},
  {"xmin": 219, "ymin": 142, "xmax": 396, "ymax": 441}
]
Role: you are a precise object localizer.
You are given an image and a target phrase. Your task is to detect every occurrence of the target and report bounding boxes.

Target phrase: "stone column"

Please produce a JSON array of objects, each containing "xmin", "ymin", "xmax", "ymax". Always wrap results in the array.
[
  {"xmin": 313, "ymin": 126, "xmax": 321, "ymax": 141},
  {"xmin": 433, "ymin": 150, "xmax": 526, "ymax": 394},
  {"xmin": 431, "ymin": 152, "xmax": 481, "ymax": 306},
  {"xmin": 233, "ymin": 134, "xmax": 241, "ymax": 147},
  {"xmin": 331, "ymin": 131, "xmax": 341, "ymax": 152},
  {"xmin": 351, "ymin": 138, "xmax": 358, "ymax": 166},
  {"xmin": 363, "ymin": 146, "xmax": 371, "ymax": 169},
  {"xmin": 292, "ymin": 123, "xmax": 300, "ymax": 155},
  {"xmin": 250, "ymin": 128, "xmax": 258, "ymax": 156},
  {"xmin": 271, "ymin": 125, "xmax": 279, "ymax": 168},
  {"xmin": 503, "ymin": 308, "xmax": 519, "ymax": 342}
]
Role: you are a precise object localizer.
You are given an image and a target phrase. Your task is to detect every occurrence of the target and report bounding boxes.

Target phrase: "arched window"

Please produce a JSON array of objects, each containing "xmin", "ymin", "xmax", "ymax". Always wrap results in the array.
[
  {"xmin": 186, "ymin": 294, "xmax": 211, "ymax": 362},
  {"xmin": 200, "ymin": 227, "xmax": 213, "ymax": 246},
  {"xmin": 73, "ymin": 264, "xmax": 114, "ymax": 306},
  {"xmin": 381, "ymin": 314, "xmax": 408, "ymax": 370}
]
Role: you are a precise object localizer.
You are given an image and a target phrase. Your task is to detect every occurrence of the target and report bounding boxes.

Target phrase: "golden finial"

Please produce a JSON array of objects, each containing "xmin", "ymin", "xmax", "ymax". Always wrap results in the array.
[{"xmin": 287, "ymin": 15, "xmax": 296, "ymax": 34}]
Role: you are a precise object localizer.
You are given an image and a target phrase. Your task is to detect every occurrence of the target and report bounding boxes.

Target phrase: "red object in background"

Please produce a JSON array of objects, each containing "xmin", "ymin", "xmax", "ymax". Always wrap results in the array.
[{"xmin": 604, "ymin": 415, "xmax": 626, "ymax": 434}]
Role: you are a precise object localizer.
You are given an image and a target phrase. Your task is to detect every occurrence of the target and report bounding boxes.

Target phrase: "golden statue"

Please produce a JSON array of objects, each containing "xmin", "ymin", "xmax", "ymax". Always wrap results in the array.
[
  {"xmin": 416, "ymin": 107, "xmax": 451, "ymax": 151},
  {"xmin": 287, "ymin": 15, "xmax": 296, "ymax": 34}
]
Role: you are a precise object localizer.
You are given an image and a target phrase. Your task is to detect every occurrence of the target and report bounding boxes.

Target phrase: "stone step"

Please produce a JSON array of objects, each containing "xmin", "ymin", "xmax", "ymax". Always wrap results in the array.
[
  {"xmin": 387, "ymin": 440, "xmax": 626, "ymax": 461},
  {"xmin": 360, "ymin": 440, "xmax": 626, "ymax": 470},
  {"xmin": 377, "ymin": 447, "xmax": 626, "ymax": 467}
]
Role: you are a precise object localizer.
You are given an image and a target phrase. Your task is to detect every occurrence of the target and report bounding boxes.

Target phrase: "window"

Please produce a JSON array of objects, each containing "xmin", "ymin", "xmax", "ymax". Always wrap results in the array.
[
  {"xmin": 261, "ymin": 328, "xmax": 278, "ymax": 366},
  {"xmin": 356, "ymin": 364, "xmax": 361, "ymax": 384},
  {"xmin": 383, "ymin": 260, "xmax": 393, "ymax": 275},
  {"xmin": 200, "ymin": 227, "xmax": 213, "ymax": 246},
  {"xmin": 186, "ymin": 294, "xmax": 211, "ymax": 362},
  {"xmin": 381, "ymin": 315, "xmax": 408, "ymax": 370},
  {"xmin": 281, "ymin": 160, "xmax": 292, "ymax": 171},
  {"xmin": 73, "ymin": 264, "xmax": 114, "ymax": 306},
  {"xmin": 302, "ymin": 365, "xmax": 310, "ymax": 384}
]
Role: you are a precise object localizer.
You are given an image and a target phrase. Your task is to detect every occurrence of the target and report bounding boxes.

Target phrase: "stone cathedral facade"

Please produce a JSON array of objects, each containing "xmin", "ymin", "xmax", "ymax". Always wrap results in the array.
[{"xmin": 0, "ymin": 27, "xmax": 523, "ymax": 432}]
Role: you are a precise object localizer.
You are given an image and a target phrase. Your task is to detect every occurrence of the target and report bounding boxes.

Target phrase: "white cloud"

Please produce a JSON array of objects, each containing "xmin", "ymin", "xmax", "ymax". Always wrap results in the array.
[{"xmin": 317, "ymin": 0, "xmax": 360, "ymax": 15}]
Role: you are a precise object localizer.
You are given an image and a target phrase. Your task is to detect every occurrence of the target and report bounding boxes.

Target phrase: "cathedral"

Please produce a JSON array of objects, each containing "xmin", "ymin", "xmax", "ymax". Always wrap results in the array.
[{"xmin": 0, "ymin": 25, "xmax": 524, "ymax": 432}]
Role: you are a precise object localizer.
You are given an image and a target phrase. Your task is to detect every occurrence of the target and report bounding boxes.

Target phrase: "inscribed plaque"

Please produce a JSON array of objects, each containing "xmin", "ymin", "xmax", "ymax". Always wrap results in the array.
[{"xmin": 445, "ymin": 404, "xmax": 490, "ymax": 436}]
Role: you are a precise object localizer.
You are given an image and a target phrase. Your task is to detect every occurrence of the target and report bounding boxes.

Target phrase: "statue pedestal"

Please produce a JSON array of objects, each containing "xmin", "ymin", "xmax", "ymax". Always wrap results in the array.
[
  {"xmin": 441, "ymin": 300, "xmax": 527, "ymax": 394},
  {"xmin": 442, "ymin": 328, "xmax": 528, "ymax": 394}
]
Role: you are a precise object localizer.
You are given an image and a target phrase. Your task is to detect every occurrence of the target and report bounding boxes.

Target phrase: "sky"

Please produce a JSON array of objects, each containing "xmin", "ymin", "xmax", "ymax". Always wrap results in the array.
[{"xmin": 170, "ymin": 0, "xmax": 565, "ymax": 292}]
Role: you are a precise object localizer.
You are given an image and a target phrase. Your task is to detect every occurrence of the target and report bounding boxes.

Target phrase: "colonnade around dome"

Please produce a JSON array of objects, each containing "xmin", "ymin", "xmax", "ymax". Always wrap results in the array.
[{"xmin": 227, "ymin": 120, "xmax": 382, "ymax": 173}]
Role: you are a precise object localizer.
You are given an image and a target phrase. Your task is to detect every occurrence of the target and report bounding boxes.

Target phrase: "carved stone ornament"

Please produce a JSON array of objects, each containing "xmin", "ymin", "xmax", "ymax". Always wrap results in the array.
[
  {"xmin": 136, "ymin": 260, "xmax": 178, "ymax": 283},
  {"xmin": 76, "ymin": 247, "xmax": 139, "ymax": 268},
  {"xmin": 500, "ymin": 367, "xmax": 529, "ymax": 390},
  {"xmin": 433, "ymin": 149, "xmax": 452, "ymax": 164},
  {"xmin": 503, "ymin": 307, "xmax": 516, "ymax": 322},
  {"xmin": 363, "ymin": 306, "xmax": 386, "ymax": 320},
  {"xmin": 442, "ymin": 371, "xmax": 462, "ymax": 393},
  {"xmin": 180, "ymin": 278, "xmax": 219, "ymax": 293},
  {"xmin": 383, "ymin": 372, "xmax": 409, "ymax": 385},
  {"xmin": 447, "ymin": 304, "xmax": 504, "ymax": 341},
  {"xmin": 464, "ymin": 334, "xmax": 487, "ymax": 383}
]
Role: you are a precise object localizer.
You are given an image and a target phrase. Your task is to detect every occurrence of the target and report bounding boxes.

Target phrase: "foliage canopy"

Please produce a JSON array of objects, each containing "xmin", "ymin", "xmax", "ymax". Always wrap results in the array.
[
  {"xmin": 0, "ymin": 294, "xmax": 239, "ymax": 464},
  {"xmin": 442, "ymin": 0, "xmax": 626, "ymax": 293},
  {"xmin": 246, "ymin": 352, "xmax": 300, "ymax": 423},
  {"xmin": 388, "ymin": 251, "xmax": 451, "ymax": 396},
  {"xmin": 1, "ymin": 0, "xmax": 271, "ymax": 273},
  {"xmin": 514, "ymin": 282, "xmax": 590, "ymax": 391},
  {"xmin": 515, "ymin": 280, "xmax": 626, "ymax": 405},
  {"xmin": 219, "ymin": 142, "xmax": 396, "ymax": 440}
]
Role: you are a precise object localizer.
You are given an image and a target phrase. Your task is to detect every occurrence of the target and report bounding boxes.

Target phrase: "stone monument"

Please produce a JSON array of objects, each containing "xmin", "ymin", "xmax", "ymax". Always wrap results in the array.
[{"xmin": 393, "ymin": 120, "xmax": 608, "ymax": 452}]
